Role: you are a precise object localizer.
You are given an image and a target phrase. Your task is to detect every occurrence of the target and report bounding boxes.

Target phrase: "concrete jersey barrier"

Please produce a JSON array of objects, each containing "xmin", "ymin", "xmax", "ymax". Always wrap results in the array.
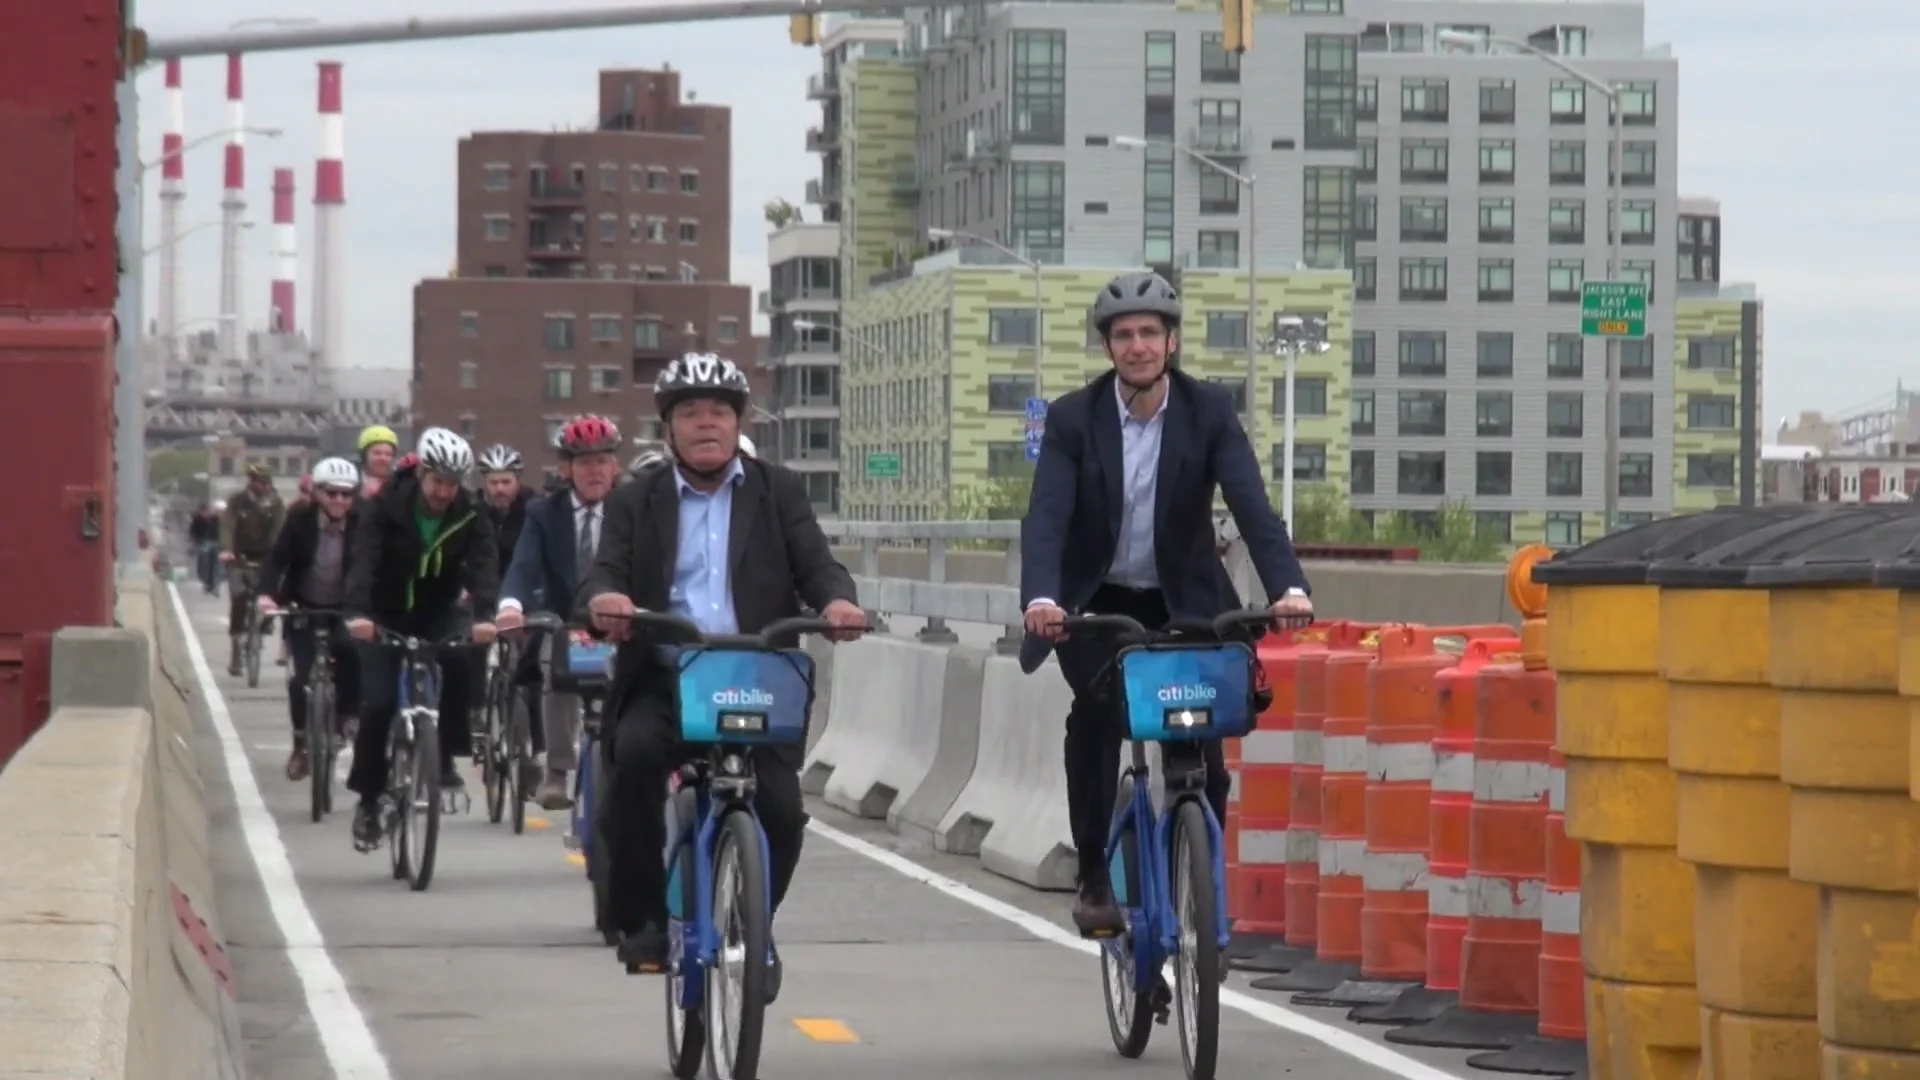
[
  {"xmin": 938, "ymin": 656, "xmax": 1079, "ymax": 891},
  {"xmin": 0, "ymin": 574, "xmax": 245, "ymax": 1080}
]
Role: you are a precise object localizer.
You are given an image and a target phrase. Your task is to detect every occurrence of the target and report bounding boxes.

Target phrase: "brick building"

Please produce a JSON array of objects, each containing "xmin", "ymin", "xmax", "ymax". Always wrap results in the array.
[{"xmin": 414, "ymin": 67, "xmax": 762, "ymax": 470}]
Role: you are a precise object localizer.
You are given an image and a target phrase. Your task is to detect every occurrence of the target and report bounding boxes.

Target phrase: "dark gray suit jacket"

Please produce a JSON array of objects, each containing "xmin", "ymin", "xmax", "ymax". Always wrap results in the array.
[{"xmin": 576, "ymin": 457, "xmax": 858, "ymax": 723}]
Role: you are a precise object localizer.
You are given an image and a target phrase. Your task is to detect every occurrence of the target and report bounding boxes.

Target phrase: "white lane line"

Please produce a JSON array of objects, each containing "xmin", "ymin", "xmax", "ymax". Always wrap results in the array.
[
  {"xmin": 806, "ymin": 820, "xmax": 1466, "ymax": 1080},
  {"xmin": 166, "ymin": 584, "xmax": 395, "ymax": 1080}
]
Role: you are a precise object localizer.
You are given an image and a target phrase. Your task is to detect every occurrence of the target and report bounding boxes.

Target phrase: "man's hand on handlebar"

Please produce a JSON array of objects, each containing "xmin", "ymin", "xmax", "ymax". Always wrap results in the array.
[
  {"xmin": 495, "ymin": 607, "xmax": 525, "ymax": 634},
  {"xmin": 819, "ymin": 598, "xmax": 866, "ymax": 642},
  {"xmin": 587, "ymin": 592, "xmax": 636, "ymax": 641},
  {"xmin": 256, "ymin": 595, "xmax": 277, "ymax": 615},
  {"xmin": 219, "ymin": 551, "xmax": 236, "ymax": 565},
  {"xmin": 346, "ymin": 618, "xmax": 376, "ymax": 642},
  {"xmin": 1025, "ymin": 601, "xmax": 1068, "ymax": 642},
  {"xmin": 471, "ymin": 621, "xmax": 498, "ymax": 646},
  {"xmin": 1269, "ymin": 591, "xmax": 1313, "ymax": 625}
]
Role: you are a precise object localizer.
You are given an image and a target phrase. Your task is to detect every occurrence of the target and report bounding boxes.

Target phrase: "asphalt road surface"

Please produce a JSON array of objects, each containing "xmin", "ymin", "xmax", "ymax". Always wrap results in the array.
[{"xmin": 171, "ymin": 585, "xmax": 1481, "ymax": 1080}]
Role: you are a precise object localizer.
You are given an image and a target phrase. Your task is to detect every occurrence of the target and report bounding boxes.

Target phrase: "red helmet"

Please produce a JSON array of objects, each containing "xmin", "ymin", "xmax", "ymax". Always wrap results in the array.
[
  {"xmin": 395, "ymin": 451, "xmax": 420, "ymax": 473},
  {"xmin": 559, "ymin": 414, "xmax": 622, "ymax": 459}
]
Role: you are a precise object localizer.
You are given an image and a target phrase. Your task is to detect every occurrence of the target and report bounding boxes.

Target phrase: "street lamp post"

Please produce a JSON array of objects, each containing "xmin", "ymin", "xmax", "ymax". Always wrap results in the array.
[
  {"xmin": 140, "ymin": 126, "xmax": 283, "ymax": 173},
  {"xmin": 143, "ymin": 218, "xmax": 254, "ymax": 258},
  {"xmin": 1268, "ymin": 314, "xmax": 1333, "ymax": 527},
  {"xmin": 927, "ymin": 227, "xmax": 1045, "ymax": 397},
  {"xmin": 1440, "ymin": 29, "xmax": 1625, "ymax": 533}
]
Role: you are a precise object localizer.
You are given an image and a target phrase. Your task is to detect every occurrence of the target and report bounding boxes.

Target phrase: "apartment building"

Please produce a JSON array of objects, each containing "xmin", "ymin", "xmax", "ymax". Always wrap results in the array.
[
  {"xmin": 415, "ymin": 68, "xmax": 758, "ymax": 470},
  {"xmin": 1671, "ymin": 195, "xmax": 1764, "ymax": 513},
  {"xmin": 762, "ymin": 222, "xmax": 845, "ymax": 513}
]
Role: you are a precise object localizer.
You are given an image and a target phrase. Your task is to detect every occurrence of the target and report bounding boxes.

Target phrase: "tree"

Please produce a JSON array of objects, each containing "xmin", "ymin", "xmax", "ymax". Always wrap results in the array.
[
  {"xmin": 1288, "ymin": 487, "xmax": 1503, "ymax": 563},
  {"xmin": 149, "ymin": 448, "xmax": 210, "ymax": 503},
  {"xmin": 947, "ymin": 474, "xmax": 1032, "ymax": 550},
  {"xmin": 764, "ymin": 198, "xmax": 801, "ymax": 229}
]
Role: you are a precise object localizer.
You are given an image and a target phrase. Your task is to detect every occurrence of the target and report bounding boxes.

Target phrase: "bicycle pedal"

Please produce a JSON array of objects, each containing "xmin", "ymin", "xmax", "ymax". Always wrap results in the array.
[
  {"xmin": 562, "ymin": 833, "xmax": 583, "ymax": 851},
  {"xmin": 1079, "ymin": 927, "xmax": 1122, "ymax": 941}
]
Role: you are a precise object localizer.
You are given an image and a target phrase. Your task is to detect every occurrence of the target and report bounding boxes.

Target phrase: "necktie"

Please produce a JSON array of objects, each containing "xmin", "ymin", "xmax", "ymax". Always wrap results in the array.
[{"xmin": 576, "ymin": 504, "xmax": 597, "ymax": 580}]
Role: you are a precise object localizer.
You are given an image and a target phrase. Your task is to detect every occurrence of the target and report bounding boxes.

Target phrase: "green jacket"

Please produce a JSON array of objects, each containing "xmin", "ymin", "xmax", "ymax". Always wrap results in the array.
[{"xmin": 220, "ymin": 487, "xmax": 286, "ymax": 560}]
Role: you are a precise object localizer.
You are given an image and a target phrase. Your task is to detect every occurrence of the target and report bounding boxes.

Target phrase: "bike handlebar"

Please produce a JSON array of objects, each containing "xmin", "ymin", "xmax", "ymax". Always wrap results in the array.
[
  {"xmin": 599, "ymin": 609, "xmax": 866, "ymax": 648},
  {"xmin": 368, "ymin": 625, "xmax": 475, "ymax": 650},
  {"xmin": 1060, "ymin": 608, "xmax": 1310, "ymax": 640},
  {"xmin": 520, "ymin": 612, "xmax": 592, "ymax": 634}
]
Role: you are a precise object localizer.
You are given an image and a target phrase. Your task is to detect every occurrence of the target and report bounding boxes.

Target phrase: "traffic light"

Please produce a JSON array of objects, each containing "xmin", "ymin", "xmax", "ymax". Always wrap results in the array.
[
  {"xmin": 788, "ymin": 13, "xmax": 819, "ymax": 46},
  {"xmin": 1222, "ymin": 0, "xmax": 1253, "ymax": 54}
]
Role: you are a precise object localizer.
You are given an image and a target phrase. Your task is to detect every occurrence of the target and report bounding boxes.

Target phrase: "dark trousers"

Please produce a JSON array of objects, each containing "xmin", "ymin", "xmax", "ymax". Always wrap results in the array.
[
  {"xmin": 511, "ymin": 630, "xmax": 549, "ymax": 755},
  {"xmin": 347, "ymin": 637, "xmax": 479, "ymax": 799},
  {"xmin": 226, "ymin": 562, "xmax": 263, "ymax": 636},
  {"xmin": 1056, "ymin": 584, "xmax": 1232, "ymax": 888},
  {"xmin": 601, "ymin": 689, "xmax": 808, "ymax": 934},
  {"xmin": 285, "ymin": 617, "xmax": 362, "ymax": 738}
]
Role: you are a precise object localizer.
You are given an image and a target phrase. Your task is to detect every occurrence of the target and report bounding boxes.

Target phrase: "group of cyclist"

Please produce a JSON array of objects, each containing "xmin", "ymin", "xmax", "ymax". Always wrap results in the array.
[{"xmin": 201, "ymin": 270, "xmax": 1315, "ymax": 1058}]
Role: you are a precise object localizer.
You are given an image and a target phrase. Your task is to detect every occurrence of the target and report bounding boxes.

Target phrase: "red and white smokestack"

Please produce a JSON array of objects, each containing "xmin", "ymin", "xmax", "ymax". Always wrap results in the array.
[
  {"xmin": 271, "ymin": 169, "xmax": 297, "ymax": 335},
  {"xmin": 312, "ymin": 61, "xmax": 345, "ymax": 374},
  {"xmin": 158, "ymin": 58, "xmax": 186, "ymax": 367},
  {"xmin": 218, "ymin": 53, "xmax": 247, "ymax": 363}
]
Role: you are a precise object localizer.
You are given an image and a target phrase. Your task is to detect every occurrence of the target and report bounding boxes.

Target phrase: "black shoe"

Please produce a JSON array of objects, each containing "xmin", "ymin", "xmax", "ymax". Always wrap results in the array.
[
  {"xmin": 1072, "ymin": 882, "xmax": 1126, "ymax": 939},
  {"xmin": 618, "ymin": 923, "xmax": 668, "ymax": 974},
  {"xmin": 351, "ymin": 800, "xmax": 382, "ymax": 851},
  {"xmin": 765, "ymin": 939, "xmax": 783, "ymax": 1004}
]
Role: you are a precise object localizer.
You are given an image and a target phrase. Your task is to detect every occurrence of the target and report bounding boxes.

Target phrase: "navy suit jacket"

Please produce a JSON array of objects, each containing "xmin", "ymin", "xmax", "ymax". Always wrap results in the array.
[
  {"xmin": 1018, "ymin": 368, "xmax": 1309, "ymax": 673},
  {"xmin": 500, "ymin": 490, "xmax": 586, "ymax": 621}
]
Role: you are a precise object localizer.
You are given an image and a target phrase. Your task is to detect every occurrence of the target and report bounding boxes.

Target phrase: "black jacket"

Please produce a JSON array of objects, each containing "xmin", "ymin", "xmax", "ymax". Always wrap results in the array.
[
  {"xmin": 343, "ymin": 469, "xmax": 500, "ymax": 631},
  {"xmin": 488, "ymin": 489, "xmax": 534, "ymax": 571},
  {"xmin": 258, "ymin": 501, "xmax": 361, "ymax": 608}
]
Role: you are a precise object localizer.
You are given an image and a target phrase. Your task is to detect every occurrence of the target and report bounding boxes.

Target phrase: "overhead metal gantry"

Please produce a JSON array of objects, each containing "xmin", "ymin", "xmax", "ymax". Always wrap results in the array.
[{"xmin": 141, "ymin": 0, "xmax": 1118, "ymax": 60}]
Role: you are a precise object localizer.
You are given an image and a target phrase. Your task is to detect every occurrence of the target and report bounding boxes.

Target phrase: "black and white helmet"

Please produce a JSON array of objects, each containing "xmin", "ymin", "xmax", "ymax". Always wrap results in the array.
[
  {"xmin": 415, "ymin": 427, "xmax": 474, "ymax": 477},
  {"xmin": 654, "ymin": 352, "xmax": 749, "ymax": 417},
  {"xmin": 477, "ymin": 443, "xmax": 522, "ymax": 473},
  {"xmin": 1091, "ymin": 271, "xmax": 1183, "ymax": 337}
]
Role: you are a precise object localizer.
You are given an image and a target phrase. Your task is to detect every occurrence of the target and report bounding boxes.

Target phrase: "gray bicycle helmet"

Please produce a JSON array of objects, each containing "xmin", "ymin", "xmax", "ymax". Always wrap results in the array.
[
  {"xmin": 654, "ymin": 352, "xmax": 750, "ymax": 417},
  {"xmin": 477, "ymin": 443, "xmax": 523, "ymax": 473},
  {"xmin": 1091, "ymin": 271, "xmax": 1183, "ymax": 337}
]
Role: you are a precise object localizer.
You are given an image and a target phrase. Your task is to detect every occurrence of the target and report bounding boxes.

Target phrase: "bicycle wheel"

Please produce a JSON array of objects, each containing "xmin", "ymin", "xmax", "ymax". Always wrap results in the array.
[
  {"xmin": 483, "ymin": 664, "xmax": 509, "ymax": 825},
  {"xmin": 388, "ymin": 726, "xmax": 411, "ymax": 881},
  {"xmin": 245, "ymin": 609, "xmax": 264, "ymax": 688},
  {"xmin": 1101, "ymin": 817, "xmax": 1155, "ymax": 1059},
  {"xmin": 663, "ymin": 788, "xmax": 706, "ymax": 1077},
  {"xmin": 1170, "ymin": 798, "xmax": 1221, "ymax": 1080},
  {"xmin": 407, "ymin": 710, "xmax": 443, "ymax": 892},
  {"xmin": 508, "ymin": 689, "xmax": 529, "ymax": 835},
  {"xmin": 308, "ymin": 672, "xmax": 334, "ymax": 823},
  {"xmin": 589, "ymin": 745, "xmax": 617, "ymax": 945},
  {"xmin": 705, "ymin": 808, "xmax": 769, "ymax": 1080}
]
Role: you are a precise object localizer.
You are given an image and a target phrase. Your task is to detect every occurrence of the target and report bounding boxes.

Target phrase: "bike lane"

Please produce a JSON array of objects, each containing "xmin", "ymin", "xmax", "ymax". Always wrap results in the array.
[{"xmin": 177, "ymin": 586, "xmax": 1476, "ymax": 1080}]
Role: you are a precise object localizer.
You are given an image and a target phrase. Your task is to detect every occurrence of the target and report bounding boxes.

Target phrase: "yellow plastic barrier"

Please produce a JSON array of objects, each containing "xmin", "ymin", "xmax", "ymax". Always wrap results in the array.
[{"xmin": 1531, "ymin": 510, "xmax": 1806, "ymax": 1080}]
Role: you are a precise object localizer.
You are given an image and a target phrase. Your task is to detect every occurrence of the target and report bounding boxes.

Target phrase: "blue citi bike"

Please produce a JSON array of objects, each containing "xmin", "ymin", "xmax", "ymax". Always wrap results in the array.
[
  {"xmin": 515, "ymin": 613, "xmax": 621, "ymax": 945},
  {"xmin": 362, "ymin": 626, "xmax": 477, "ymax": 892},
  {"xmin": 1060, "ymin": 608, "xmax": 1299, "ymax": 1080},
  {"xmin": 615, "ymin": 610, "xmax": 845, "ymax": 1080}
]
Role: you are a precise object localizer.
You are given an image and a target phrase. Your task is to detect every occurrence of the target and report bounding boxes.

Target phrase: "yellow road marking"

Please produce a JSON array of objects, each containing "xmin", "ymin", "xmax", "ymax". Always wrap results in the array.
[
  {"xmin": 565, "ymin": 852, "xmax": 586, "ymax": 867},
  {"xmin": 526, "ymin": 817, "xmax": 551, "ymax": 831},
  {"xmin": 792, "ymin": 1018, "xmax": 859, "ymax": 1043}
]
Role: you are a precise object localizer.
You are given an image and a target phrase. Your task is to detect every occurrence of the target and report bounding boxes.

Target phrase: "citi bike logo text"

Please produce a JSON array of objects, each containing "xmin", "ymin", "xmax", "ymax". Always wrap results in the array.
[
  {"xmin": 1157, "ymin": 683, "xmax": 1217, "ymax": 704},
  {"xmin": 712, "ymin": 688, "xmax": 775, "ymax": 707}
]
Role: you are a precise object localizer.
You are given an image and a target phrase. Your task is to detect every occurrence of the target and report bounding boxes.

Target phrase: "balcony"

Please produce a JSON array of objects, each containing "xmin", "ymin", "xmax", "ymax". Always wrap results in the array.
[
  {"xmin": 527, "ymin": 184, "xmax": 586, "ymax": 208},
  {"xmin": 1188, "ymin": 126, "xmax": 1246, "ymax": 160},
  {"xmin": 526, "ymin": 239, "xmax": 585, "ymax": 261},
  {"xmin": 804, "ymin": 176, "xmax": 843, "ymax": 205},
  {"xmin": 806, "ymin": 71, "xmax": 839, "ymax": 100},
  {"xmin": 806, "ymin": 127, "xmax": 833, "ymax": 154}
]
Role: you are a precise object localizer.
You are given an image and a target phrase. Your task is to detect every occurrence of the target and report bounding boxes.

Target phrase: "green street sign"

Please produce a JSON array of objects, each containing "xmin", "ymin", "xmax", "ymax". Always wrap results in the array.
[
  {"xmin": 865, "ymin": 451, "xmax": 901, "ymax": 478},
  {"xmin": 1580, "ymin": 280, "xmax": 1648, "ymax": 338}
]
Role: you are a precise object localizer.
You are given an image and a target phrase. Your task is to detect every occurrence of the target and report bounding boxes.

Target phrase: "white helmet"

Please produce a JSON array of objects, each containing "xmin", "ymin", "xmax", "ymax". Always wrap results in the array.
[
  {"xmin": 737, "ymin": 433, "xmax": 757, "ymax": 459},
  {"xmin": 654, "ymin": 351, "xmax": 750, "ymax": 416},
  {"xmin": 311, "ymin": 457, "xmax": 359, "ymax": 491},
  {"xmin": 416, "ymin": 427, "xmax": 474, "ymax": 477}
]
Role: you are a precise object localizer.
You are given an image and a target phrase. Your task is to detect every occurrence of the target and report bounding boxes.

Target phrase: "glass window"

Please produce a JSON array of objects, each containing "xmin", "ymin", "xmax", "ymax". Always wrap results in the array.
[
  {"xmin": 988, "ymin": 308, "xmax": 1037, "ymax": 346},
  {"xmin": 1012, "ymin": 30, "xmax": 1068, "ymax": 145},
  {"xmin": 1142, "ymin": 145, "xmax": 1174, "ymax": 265},
  {"xmin": 458, "ymin": 311, "xmax": 479, "ymax": 337},
  {"xmin": 1548, "ymin": 199, "xmax": 1585, "ymax": 244},
  {"xmin": 1272, "ymin": 442, "xmax": 1329, "ymax": 483},
  {"xmin": 1200, "ymin": 33, "xmax": 1241, "ymax": 83},
  {"xmin": 987, "ymin": 374, "xmax": 1039, "ymax": 412},
  {"xmin": 1350, "ymin": 390, "xmax": 1375, "ymax": 434},
  {"xmin": 1353, "ymin": 330, "xmax": 1376, "ymax": 375},
  {"xmin": 1616, "ymin": 81, "xmax": 1657, "ymax": 125},
  {"xmin": 544, "ymin": 367, "xmax": 575, "ymax": 400},
  {"xmin": 679, "ymin": 171, "xmax": 700, "ymax": 194},
  {"xmin": 1546, "ymin": 451, "xmax": 1583, "ymax": 495},
  {"xmin": 588, "ymin": 315, "xmax": 621, "ymax": 341},
  {"xmin": 1304, "ymin": 34, "xmax": 1358, "ymax": 149},
  {"xmin": 1207, "ymin": 312, "xmax": 1249, "ymax": 349},
  {"xmin": 1479, "ymin": 79, "xmax": 1515, "ymax": 122},
  {"xmin": 1622, "ymin": 260, "xmax": 1657, "ymax": 304},
  {"xmin": 1302, "ymin": 166, "xmax": 1355, "ymax": 270},
  {"xmin": 1548, "ymin": 259, "xmax": 1585, "ymax": 302},
  {"xmin": 1545, "ymin": 512, "xmax": 1583, "ymax": 547},
  {"xmin": 483, "ymin": 165, "xmax": 510, "ymax": 190},
  {"xmin": 1688, "ymin": 336, "xmax": 1736, "ymax": 370},
  {"xmin": 1010, "ymin": 162, "xmax": 1066, "ymax": 264},
  {"xmin": 1398, "ymin": 257, "xmax": 1448, "ymax": 301},
  {"xmin": 1476, "ymin": 392, "xmax": 1513, "ymax": 437},
  {"xmin": 1273, "ymin": 376, "xmax": 1330, "ymax": 417},
  {"xmin": 1547, "ymin": 391, "xmax": 1584, "ymax": 437},
  {"xmin": 1398, "ymin": 391, "xmax": 1447, "ymax": 436},
  {"xmin": 1477, "ymin": 332, "xmax": 1513, "ymax": 376},
  {"xmin": 1356, "ymin": 77, "xmax": 1378, "ymax": 121},
  {"xmin": 1400, "ymin": 138, "xmax": 1449, "ymax": 183},
  {"xmin": 1620, "ymin": 392, "xmax": 1654, "ymax": 437},
  {"xmin": 1398, "ymin": 331, "xmax": 1447, "ymax": 376},
  {"xmin": 1620, "ymin": 140, "xmax": 1657, "ymax": 185},
  {"xmin": 1351, "ymin": 450, "xmax": 1375, "ymax": 494},
  {"xmin": 457, "ymin": 361, "xmax": 478, "ymax": 389},
  {"xmin": 1477, "ymin": 511, "xmax": 1513, "ymax": 543},
  {"xmin": 1616, "ymin": 200, "xmax": 1656, "ymax": 244},
  {"xmin": 1476, "ymin": 451, "xmax": 1512, "ymax": 495},
  {"xmin": 544, "ymin": 315, "xmax": 576, "ymax": 350},
  {"xmin": 1478, "ymin": 258, "xmax": 1514, "ymax": 302},
  {"xmin": 1354, "ymin": 256, "xmax": 1376, "ymax": 300},
  {"xmin": 1619, "ymin": 452, "xmax": 1654, "ymax": 497},
  {"xmin": 1687, "ymin": 453, "xmax": 1736, "ymax": 487},
  {"xmin": 1207, "ymin": 376, "xmax": 1249, "ymax": 414},
  {"xmin": 1549, "ymin": 80, "xmax": 1585, "ymax": 123},
  {"xmin": 1357, "ymin": 137, "xmax": 1377, "ymax": 181},
  {"xmin": 1479, "ymin": 197, "xmax": 1515, "ymax": 242},
  {"xmin": 1199, "ymin": 169, "xmax": 1240, "ymax": 214},
  {"xmin": 1687, "ymin": 393, "xmax": 1737, "ymax": 429},
  {"xmin": 1401, "ymin": 78, "xmax": 1449, "ymax": 121},
  {"xmin": 1620, "ymin": 336, "xmax": 1655, "ymax": 379},
  {"xmin": 1479, "ymin": 138, "xmax": 1515, "ymax": 183},
  {"xmin": 1400, "ymin": 196, "xmax": 1448, "ymax": 242},
  {"xmin": 1398, "ymin": 451, "xmax": 1447, "ymax": 495},
  {"xmin": 1549, "ymin": 141, "xmax": 1585, "ymax": 185},
  {"xmin": 1547, "ymin": 333, "xmax": 1584, "ymax": 377},
  {"xmin": 634, "ymin": 317, "xmax": 661, "ymax": 349}
]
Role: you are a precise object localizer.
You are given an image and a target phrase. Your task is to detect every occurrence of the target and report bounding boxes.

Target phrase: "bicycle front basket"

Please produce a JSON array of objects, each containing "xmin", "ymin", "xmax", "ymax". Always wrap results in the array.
[
  {"xmin": 1115, "ymin": 641, "xmax": 1256, "ymax": 741},
  {"xmin": 674, "ymin": 646, "xmax": 816, "ymax": 746},
  {"xmin": 549, "ymin": 627, "xmax": 616, "ymax": 693}
]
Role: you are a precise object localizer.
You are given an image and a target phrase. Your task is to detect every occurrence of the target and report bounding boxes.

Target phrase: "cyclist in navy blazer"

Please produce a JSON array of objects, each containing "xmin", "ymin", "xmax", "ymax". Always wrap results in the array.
[{"xmin": 1020, "ymin": 270, "xmax": 1314, "ymax": 938}]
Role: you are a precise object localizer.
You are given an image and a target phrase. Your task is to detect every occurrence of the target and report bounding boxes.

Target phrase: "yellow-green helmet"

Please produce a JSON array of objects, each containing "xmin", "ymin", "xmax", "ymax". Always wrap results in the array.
[{"xmin": 357, "ymin": 424, "xmax": 399, "ymax": 453}]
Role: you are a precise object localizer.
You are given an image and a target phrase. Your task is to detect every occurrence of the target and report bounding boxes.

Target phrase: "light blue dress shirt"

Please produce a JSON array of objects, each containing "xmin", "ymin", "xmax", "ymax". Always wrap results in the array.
[
  {"xmin": 670, "ymin": 458, "xmax": 745, "ymax": 636},
  {"xmin": 1105, "ymin": 380, "xmax": 1170, "ymax": 590}
]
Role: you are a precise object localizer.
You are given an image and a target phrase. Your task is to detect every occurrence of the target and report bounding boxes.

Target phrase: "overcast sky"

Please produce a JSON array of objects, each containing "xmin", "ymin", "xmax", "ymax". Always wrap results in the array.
[{"xmin": 137, "ymin": 0, "xmax": 1913, "ymax": 424}]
